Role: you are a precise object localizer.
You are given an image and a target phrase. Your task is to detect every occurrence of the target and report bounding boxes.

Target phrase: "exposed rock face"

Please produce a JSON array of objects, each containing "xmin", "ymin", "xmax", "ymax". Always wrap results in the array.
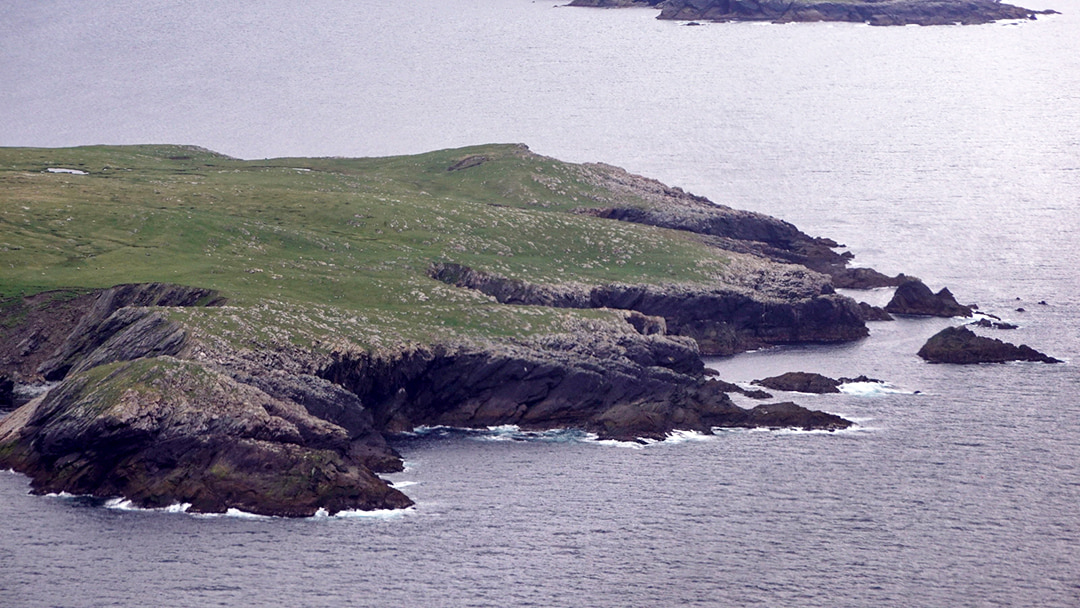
[
  {"xmin": 917, "ymin": 326, "xmax": 1061, "ymax": 364},
  {"xmin": 753, "ymin": 371, "xmax": 842, "ymax": 394},
  {"xmin": 319, "ymin": 337, "xmax": 851, "ymax": 441},
  {"xmin": 0, "ymin": 375, "xmax": 13, "ymax": 409},
  {"xmin": 885, "ymin": 280, "xmax": 973, "ymax": 317},
  {"xmin": 572, "ymin": 0, "xmax": 1054, "ymax": 26},
  {"xmin": 0, "ymin": 357, "xmax": 412, "ymax": 516},
  {"xmin": 430, "ymin": 263, "xmax": 869, "ymax": 356}
]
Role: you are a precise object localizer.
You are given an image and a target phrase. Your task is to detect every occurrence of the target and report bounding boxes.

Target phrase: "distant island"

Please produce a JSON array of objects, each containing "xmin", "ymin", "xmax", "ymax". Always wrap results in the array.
[
  {"xmin": 1, "ymin": 144, "xmax": 907, "ymax": 516},
  {"xmin": 569, "ymin": 0, "xmax": 1056, "ymax": 26}
]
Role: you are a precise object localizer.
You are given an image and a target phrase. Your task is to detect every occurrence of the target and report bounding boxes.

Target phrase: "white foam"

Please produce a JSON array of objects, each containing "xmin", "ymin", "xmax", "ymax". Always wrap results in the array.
[
  {"xmin": 313, "ymin": 506, "xmax": 415, "ymax": 519},
  {"xmin": 389, "ymin": 480, "xmax": 419, "ymax": 489},
  {"xmin": 104, "ymin": 497, "xmax": 192, "ymax": 513},
  {"xmin": 45, "ymin": 167, "xmax": 87, "ymax": 174},
  {"xmin": 663, "ymin": 429, "xmax": 715, "ymax": 444},
  {"xmin": 838, "ymin": 381, "xmax": 915, "ymax": 396}
]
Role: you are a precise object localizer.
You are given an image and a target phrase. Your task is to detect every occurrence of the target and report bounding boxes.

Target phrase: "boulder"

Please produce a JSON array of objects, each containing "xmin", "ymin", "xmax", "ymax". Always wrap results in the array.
[
  {"xmin": 885, "ymin": 280, "xmax": 973, "ymax": 317},
  {"xmin": 917, "ymin": 326, "xmax": 1060, "ymax": 364}
]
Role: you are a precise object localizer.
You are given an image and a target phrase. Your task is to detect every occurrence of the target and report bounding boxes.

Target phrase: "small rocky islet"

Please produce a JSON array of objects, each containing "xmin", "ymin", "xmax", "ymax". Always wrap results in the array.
[
  {"xmin": 0, "ymin": 144, "xmax": 1057, "ymax": 516},
  {"xmin": 568, "ymin": 0, "xmax": 1057, "ymax": 26}
]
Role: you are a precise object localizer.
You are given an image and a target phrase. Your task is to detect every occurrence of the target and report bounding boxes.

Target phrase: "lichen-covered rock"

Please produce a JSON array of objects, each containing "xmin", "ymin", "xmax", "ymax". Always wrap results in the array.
[{"xmin": 917, "ymin": 326, "xmax": 1061, "ymax": 364}]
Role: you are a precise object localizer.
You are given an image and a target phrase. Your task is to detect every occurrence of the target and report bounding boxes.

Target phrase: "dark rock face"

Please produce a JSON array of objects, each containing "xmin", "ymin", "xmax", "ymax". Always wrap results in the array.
[
  {"xmin": 917, "ymin": 326, "xmax": 1061, "ymax": 364},
  {"xmin": 0, "ymin": 375, "xmax": 13, "ymax": 409},
  {"xmin": 654, "ymin": 0, "xmax": 1049, "ymax": 25},
  {"xmin": 0, "ymin": 358, "xmax": 412, "ymax": 516},
  {"xmin": 885, "ymin": 280, "xmax": 973, "ymax": 318},
  {"xmin": 753, "ymin": 371, "xmax": 842, "ymax": 394},
  {"xmin": 320, "ymin": 341, "xmax": 852, "ymax": 441},
  {"xmin": 34, "ymin": 283, "xmax": 224, "ymax": 381},
  {"xmin": 430, "ymin": 263, "xmax": 869, "ymax": 356}
]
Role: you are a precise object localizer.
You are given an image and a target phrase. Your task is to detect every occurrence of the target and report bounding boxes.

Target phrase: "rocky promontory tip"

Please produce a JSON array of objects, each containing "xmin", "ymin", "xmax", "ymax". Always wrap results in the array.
[
  {"xmin": 570, "ymin": 0, "xmax": 1055, "ymax": 26},
  {"xmin": 917, "ymin": 326, "xmax": 1061, "ymax": 364}
]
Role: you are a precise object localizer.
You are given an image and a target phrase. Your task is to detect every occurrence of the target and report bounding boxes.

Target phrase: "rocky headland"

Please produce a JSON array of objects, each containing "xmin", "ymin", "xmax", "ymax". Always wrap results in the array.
[
  {"xmin": 0, "ymin": 144, "xmax": 910, "ymax": 516},
  {"xmin": 569, "ymin": 0, "xmax": 1056, "ymax": 26}
]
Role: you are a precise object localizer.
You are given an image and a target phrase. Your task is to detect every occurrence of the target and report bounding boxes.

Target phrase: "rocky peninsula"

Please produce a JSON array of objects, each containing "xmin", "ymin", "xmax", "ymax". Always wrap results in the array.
[
  {"xmin": 1, "ymin": 144, "xmax": 897, "ymax": 516},
  {"xmin": 569, "ymin": 0, "xmax": 1055, "ymax": 26}
]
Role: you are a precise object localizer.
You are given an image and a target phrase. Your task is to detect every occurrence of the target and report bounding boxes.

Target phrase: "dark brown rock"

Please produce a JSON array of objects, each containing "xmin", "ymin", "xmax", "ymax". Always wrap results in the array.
[
  {"xmin": 885, "ymin": 280, "xmax": 973, "ymax": 318},
  {"xmin": 752, "ymin": 371, "xmax": 842, "ymax": 394},
  {"xmin": 917, "ymin": 326, "xmax": 1060, "ymax": 364}
]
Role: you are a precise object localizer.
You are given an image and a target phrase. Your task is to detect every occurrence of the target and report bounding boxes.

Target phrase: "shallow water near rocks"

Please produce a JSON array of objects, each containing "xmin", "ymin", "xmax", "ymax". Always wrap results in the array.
[{"xmin": 2, "ymin": 1, "xmax": 1079, "ymax": 606}]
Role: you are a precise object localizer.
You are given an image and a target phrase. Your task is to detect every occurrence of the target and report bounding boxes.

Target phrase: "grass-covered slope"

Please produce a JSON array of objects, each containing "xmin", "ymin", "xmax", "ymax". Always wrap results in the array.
[{"xmin": 1, "ymin": 144, "xmax": 757, "ymax": 348}]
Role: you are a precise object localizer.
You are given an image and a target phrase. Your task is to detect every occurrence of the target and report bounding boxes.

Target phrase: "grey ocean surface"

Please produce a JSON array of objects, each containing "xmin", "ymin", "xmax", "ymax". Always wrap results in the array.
[{"xmin": 2, "ymin": 1, "xmax": 1079, "ymax": 606}]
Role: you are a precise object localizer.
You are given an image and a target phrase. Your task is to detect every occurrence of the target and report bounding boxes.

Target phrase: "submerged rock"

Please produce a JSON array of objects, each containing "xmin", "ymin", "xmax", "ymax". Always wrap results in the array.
[
  {"xmin": 885, "ymin": 280, "xmax": 973, "ymax": 318},
  {"xmin": 917, "ymin": 326, "xmax": 1060, "ymax": 364}
]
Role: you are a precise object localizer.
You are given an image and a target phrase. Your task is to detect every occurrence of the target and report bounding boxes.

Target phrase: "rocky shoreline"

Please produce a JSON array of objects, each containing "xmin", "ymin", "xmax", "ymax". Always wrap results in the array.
[
  {"xmin": 568, "ymin": 0, "xmax": 1056, "ymax": 26},
  {"xmin": 0, "ymin": 143, "xmax": 1015, "ymax": 517}
]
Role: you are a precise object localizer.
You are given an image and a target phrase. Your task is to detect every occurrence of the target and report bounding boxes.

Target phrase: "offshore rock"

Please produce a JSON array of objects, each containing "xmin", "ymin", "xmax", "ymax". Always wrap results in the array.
[
  {"xmin": 753, "ymin": 371, "xmax": 842, "ymax": 393},
  {"xmin": 885, "ymin": 280, "xmax": 973, "ymax": 317},
  {"xmin": 652, "ymin": 0, "xmax": 1050, "ymax": 25},
  {"xmin": 917, "ymin": 326, "xmax": 1061, "ymax": 364},
  {"xmin": 0, "ymin": 357, "xmax": 412, "ymax": 516}
]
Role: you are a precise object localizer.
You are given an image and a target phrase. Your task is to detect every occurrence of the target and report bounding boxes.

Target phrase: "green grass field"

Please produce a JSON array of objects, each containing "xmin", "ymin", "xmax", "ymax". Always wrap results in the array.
[{"xmin": 1, "ymin": 144, "xmax": 734, "ymax": 350}]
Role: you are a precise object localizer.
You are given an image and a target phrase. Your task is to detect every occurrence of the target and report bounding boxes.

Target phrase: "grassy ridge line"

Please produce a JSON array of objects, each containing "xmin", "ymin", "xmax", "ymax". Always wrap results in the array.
[{"xmin": 0, "ymin": 143, "xmax": 749, "ymax": 349}]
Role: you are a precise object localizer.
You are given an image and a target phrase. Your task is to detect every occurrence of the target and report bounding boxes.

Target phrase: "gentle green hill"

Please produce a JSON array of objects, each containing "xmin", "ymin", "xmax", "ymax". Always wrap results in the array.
[{"xmin": 1, "ymin": 144, "xmax": 742, "ymax": 349}]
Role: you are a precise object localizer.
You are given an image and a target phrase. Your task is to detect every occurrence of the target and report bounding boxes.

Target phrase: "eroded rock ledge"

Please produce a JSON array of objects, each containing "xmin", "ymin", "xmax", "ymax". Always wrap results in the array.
[
  {"xmin": 569, "ymin": 0, "xmax": 1055, "ymax": 26},
  {"xmin": 430, "ymin": 262, "xmax": 868, "ymax": 356}
]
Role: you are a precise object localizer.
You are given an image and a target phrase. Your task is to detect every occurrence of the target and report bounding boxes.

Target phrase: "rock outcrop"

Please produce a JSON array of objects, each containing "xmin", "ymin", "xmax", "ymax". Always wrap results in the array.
[
  {"xmin": 885, "ymin": 280, "xmax": 973, "ymax": 318},
  {"xmin": 430, "ymin": 262, "xmax": 869, "ymax": 356},
  {"xmin": 570, "ymin": 0, "xmax": 1054, "ymax": 26},
  {"xmin": 0, "ymin": 357, "xmax": 412, "ymax": 516},
  {"xmin": 917, "ymin": 326, "xmax": 1060, "ymax": 364}
]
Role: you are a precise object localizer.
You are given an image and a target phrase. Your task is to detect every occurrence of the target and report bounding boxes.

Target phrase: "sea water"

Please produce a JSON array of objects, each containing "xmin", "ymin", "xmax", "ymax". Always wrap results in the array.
[{"xmin": 1, "ymin": 1, "xmax": 1078, "ymax": 606}]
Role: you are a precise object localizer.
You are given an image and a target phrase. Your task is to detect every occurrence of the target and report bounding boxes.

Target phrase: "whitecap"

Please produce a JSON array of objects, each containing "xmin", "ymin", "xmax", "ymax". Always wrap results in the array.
[
  {"xmin": 319, "ymin": 506, "xmax": 415, "ymax": 519},
  {"xmin": 104, "ymin": 498, "xmax": 192, "ymax": 513},
  {"xmin": 389, "ymin": 480, "xmax": 419, "ymax": 489},
  {"xmin": 838, "ymin": 381, "xmax": 915, "ymax": 396},
  {"xmin": 663, "ymin": 429, "xmax": 715, "ymax": 444},
  {"xmin": 45, "ymin": 167, "xmax": 87, "ymax": 175}
]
